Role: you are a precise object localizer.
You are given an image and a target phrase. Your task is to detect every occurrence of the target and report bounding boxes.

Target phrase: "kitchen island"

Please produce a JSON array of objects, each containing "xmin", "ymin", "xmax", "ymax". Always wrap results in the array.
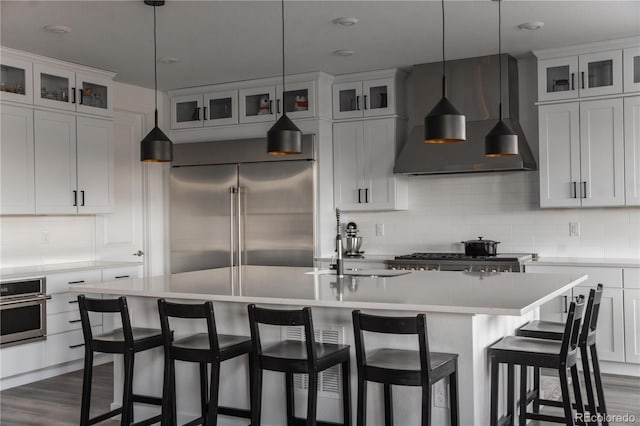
[{"xmin": 71, "ymin": 266, "xmax": 587, "ymax": 426}]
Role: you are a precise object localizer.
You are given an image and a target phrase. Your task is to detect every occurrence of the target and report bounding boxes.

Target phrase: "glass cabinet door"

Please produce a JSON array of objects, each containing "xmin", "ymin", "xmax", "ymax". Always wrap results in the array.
[
  {"xmin": 538, "ymin": 56, "xmax": 579, "ymax": 101},
  {"xmin": 76, "ymin": 73, "xmax": 112, "ymax": 117},
  {"xmin": 33, "ymin": 64, "xmax": 76, "ymax": 111},
  {"xmin": 171, "ymin": 94, "xmax": 204, "ymax": 129},
  {"xmin": 239, "ymin": 86, "xmax": 276, "ymax": 124},
  {"xmin": 624, "ymin": 47, "xmax": 640, "ymax": 93},
  {"xmin": 0, "ymin": 55, "xmax": 33, "ymax": 104},
  {"xmin": 276, "ymin": 81, "xmax": 315, "ymax": 120},
  {"xmin": 363, "ymin": 78, "xmax": 395, "ymax": 117},
  {"xmin": 204, "ymin": 90, "xmax": 238, "ymax": 127},
  {"xmin": 578, "ymin": 50, "xmax": 622, "ymax": 97},
  {"xmin": 332, "ymin": 82, "xmax": 363, "ymax": 119}
]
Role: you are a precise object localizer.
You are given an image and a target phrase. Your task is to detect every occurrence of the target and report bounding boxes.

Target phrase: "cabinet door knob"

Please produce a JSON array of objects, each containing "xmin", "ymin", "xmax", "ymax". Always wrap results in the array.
[{"xmin": 133, "ymin": 250, "xmax": 144, "ymax": 257}]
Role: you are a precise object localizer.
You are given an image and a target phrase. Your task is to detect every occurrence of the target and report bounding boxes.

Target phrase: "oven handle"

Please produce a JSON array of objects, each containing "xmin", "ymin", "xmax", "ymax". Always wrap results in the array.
[{"xmin": 0, "ymin": 295, "xmax": 51, "ymax": 307}]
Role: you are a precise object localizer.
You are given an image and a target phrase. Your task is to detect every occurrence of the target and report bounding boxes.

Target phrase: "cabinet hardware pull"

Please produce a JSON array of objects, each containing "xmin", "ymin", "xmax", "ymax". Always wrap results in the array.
[
  {"xmin": 571, "ymin": 182, "xmax": 577, "ymax": 199},
  {"xmin": 358, "ymin": 188, "xmax": 362, "ymax": 203},
  {"xmin": 133, "ymin": 250, "xmax": 144, "ymax": 257},
  {"xmin": 363, "ymin": 95, "xmax": 368, "ymax": 110},
  {"xmin": 114, "ymin": 275, "xmax": 130, "ymax": 279},
  {"xmin": 203, "ymin": 106, "xmax": 208, "ymax": 121},
  {"xmin": 581, "ymin": 72, "xmax": 585, "ymax": 89},
  {"xmin": 582, "ymin": 181, "xmax": 587, "ymax": 199},
  {"xmin": 365, "ymin": 188, "xmax": 369, "ymax": 203},
  {"xmin": 277, "ymin": 99, "xmax": 281, "ymax": 114},
  {"xmin": 194, "ymin": 107, "xmax": 200, "ymax": 121},
  {"xmin": 81, "ymin": 190, "xmax": 85, "ymax": 206},
  {"xmin": 72, "ymin": 87, "xmax": 76, "ymax": 104},
  {"xmin": 356, "ymin": 96, "xmax": 360, "ymax": 111},
  {"xmin": 79, "ymin": 88, "xmax": 83, "ymax": 105},
  {"xmin": 571, "ymin": 73, "xmax": 575, "ymax": 91},
  {"xmin": 68, "ymin": 319, "xmax": 81, "ymax": 324},
  {"xmin": 269, "ymin": 100, "xmax": 273, "ymax": 114},
  {"xmin": 69, "ymin": 343, "xmax": 84, "ymax": 349},
  {"xmin": 73, "ymin": 190, "xmax": 78, "ymax": 207},
  {"xmin": 68, "ymin": 280, "xmax": 85, "ymax": 284},
  {"xmin": 68, "ymin": 300, "xmax": 79, "ymax": 304}
]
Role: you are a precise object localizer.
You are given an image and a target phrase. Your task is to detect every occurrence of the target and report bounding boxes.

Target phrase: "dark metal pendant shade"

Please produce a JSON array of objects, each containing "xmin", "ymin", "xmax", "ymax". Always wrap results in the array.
[
  {"xmin": 141, "ymin": 122, "xmax": 173, "ymax": 162},
  {"xmin": 267, "ymin": 114, "xmax": 302, "ymax": 155},
  {"xmin": 485, "ymin": 119, "xmax": 518, "ymax": 157},
  {"xmin": 424, "ymin": 96, "xmax": 466, "ymax": 143}
]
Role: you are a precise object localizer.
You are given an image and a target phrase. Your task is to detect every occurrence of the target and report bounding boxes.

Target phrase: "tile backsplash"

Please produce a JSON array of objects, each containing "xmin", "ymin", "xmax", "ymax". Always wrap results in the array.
[
  {"xmin": 0, "ymin": 216, "xmax": 96, "ymax": 267},
  {"xmin": 343, "ymin": 171, "xmax": 640, "ymax": 258}
]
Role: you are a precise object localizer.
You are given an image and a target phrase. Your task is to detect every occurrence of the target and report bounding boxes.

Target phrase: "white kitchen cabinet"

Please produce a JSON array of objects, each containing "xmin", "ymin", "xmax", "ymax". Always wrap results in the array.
[
  {"xmin": 624, "ymin": 96, "xmax": 640, "ymax": 206},
  {"xmin": 0, "ymin": 53, "xmax": 33, "ymax": 104},
  {"xmin": 624, "ymin": 268, "xmax": 640, "ymax": 289},
  {"xmin": 0, "ymin": 340, "xmax": 44, "ymax": 379},
  {"xmin": 0, "ymin": 105, "xmax": 35, "ymax": 214},
  {"xmin": 538, "ymin": 99, "xmax": 624, "ymax": 208},
  {"xmin": 102, "ymin": 266, "xmax": 140, "ymax": 282},
  {"xmin": 333, "ymin": 118, "xmax": 407, "ymax": 211},
  {"xmin": 333, "ymin": 77, "xmax": 397, "ymax": 120},
  {"xmin": 44, "ymin": 326, "xmax": 101, "ymax": 367},
  {"xmin": 573, "ymin": 286, "xmax": 625, "ymax": 362},
  {"xmin": 276, "ymin": 81, "xmax": 316, "ymax": 120},
  {"xmin": 537, "ymin": 50, "xmax": 622, "ymax": 101},
  {"xmin": 239, "ymin": 85, "xmax": 277, "ymax": 124},
  {"xmin": 170, "ymin": 93, "xmax": 205, "ymax": 129},
  {"xmin": 204, "ymin": 90, "xmax": 239, "ymax": 126},
  {"xmin": 624, "ymin": 289, "xmax": 640, "ymax": 364},
  {"xmin": 34, "ymin": 111, "xmax": 113, "ymax": 214},
  {"xmin": 46, "ymin": 270, "xmax": 103, "ymax": 294},
  {"xmin": 623, "ymin": 47, "xmax": 640, "ymax": 93},
  {"xmin": 33, "ymin": 64, "xmax": 112, "ymax": 117}
]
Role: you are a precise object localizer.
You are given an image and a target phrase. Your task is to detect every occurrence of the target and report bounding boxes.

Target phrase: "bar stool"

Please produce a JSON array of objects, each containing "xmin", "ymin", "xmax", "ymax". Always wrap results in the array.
[
  {"xmin": 247, "ymin": 304, "xmax": 352, "ymax": 426},
  {"xmin": 352, "ymin": 310, "xmax": 459, "ymax": 426},
  {"xmin": 517, "ymin": 284, "xmax": 607, "ymax": 426},
  {"xmin": 157, "ymin": 298, "xmax": 253, "ymax": 426},
  {"xmin": 77, "ymin": 294, "xmax": 164, "ymax": 426},
  {"xmin": 489, "ymin": 296, "xmax": 586, "ymax": 426}
]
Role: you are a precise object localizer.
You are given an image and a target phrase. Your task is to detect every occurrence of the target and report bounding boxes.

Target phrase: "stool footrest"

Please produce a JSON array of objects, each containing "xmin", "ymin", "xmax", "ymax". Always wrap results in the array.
[
  {"xmin": 183, "ymin": 416, "xmax": 204, "ymax": 426},
  {"xmin": 218, "ymin": 406, "xmax": 251, "ymax": 419},
  {"xmin": 131, "ymin": 414, "xmax": 163, "ymax": 426},
  {"xmin": 292, "ymin": 417, "xmax": 347, "ymax": 426},
  {"xmin": 132, "ymin": 394, "xmax": 163, "ymax": 406},
  {"xmin": 497, "ymin": 414, "xmax": 513, "ymax": 426},
  {"xmin": 538, "ymin": 397, "xmax": 563, "ymax": 408},
  {"xmin": 526, "ymin": 412, "xmax": 570, "ymax": 423},
  {"xmin": 88, "ymin": 407, "xmax": 122, "ymax": 425}
]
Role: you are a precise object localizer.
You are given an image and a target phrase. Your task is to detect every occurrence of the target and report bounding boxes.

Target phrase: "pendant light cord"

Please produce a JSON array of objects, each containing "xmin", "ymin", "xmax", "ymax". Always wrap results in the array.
[
  {"xmin": 153, "ymin": 5, "xmax": 159, "ymax": 127},
  {"xmin": 498, "ymin": 0, "xmax": 502, "ymax": 120},
  {"xmin": 441, "ymin": 0, "xmax": 446, "ymax": 97},
  {"xmin": 281, "ymin": 0, "xmax": 286, "ymax": 102}
]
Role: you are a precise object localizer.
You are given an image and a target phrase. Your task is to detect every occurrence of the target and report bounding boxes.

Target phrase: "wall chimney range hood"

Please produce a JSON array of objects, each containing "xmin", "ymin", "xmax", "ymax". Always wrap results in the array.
[{"xmin": 394, "ymin": 54, "xmax": 536, "ymax": 175}]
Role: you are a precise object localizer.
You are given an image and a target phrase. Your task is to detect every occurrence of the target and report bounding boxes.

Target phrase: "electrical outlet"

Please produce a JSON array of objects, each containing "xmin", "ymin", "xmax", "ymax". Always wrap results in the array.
[
  {"xmin": 569, "ymin": 222, "xmax": 580, "ymax": 237},
  {"xmin": 375, "ymin": 223, "xmax": 385, "ymax": 237},
  {"xmin": 434, "ymin": 380, "xmax": 448, "ymax": 408}
]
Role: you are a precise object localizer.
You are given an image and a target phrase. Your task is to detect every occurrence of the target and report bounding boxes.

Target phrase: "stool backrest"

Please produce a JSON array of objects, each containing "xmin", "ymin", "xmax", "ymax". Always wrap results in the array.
[
  {"xmin": 560, "ymin": 295, "xmax": 585, "ymax": 361},
  {"xmin": 580, "ymin": 284, "xmax": 604, "ymax": 344},
  {"xmin": 157, "ymin": 298, "xmax": 219, "ymax": 352},
  {"xmin": 77, "ymin": 294, "xmax": 133, "ymax": 345},
  {"xmin": 248, "ymin": 304, "xmax": 317, "ymax": 365},
  {"xmin": 352, "ymin": 310, "xmax": 431, "ymax": 377}
]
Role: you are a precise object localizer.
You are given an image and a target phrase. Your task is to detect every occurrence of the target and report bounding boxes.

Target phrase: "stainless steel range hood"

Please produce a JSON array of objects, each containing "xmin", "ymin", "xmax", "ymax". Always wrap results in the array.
[{"xmin": 394, "ymin": 54, "xmax": 536, "ymax": 175}]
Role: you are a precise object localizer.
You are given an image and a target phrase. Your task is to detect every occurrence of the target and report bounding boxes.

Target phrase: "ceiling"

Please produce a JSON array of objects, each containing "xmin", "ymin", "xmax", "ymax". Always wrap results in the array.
[{"xmin": 1, "ymin": 1, "xmax": 639, "ymax": 91}]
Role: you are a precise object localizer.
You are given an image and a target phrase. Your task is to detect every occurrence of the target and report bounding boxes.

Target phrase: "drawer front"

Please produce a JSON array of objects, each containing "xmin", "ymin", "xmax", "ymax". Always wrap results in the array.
[
  {"xmin": 47, "ymin": 310, "xmax": 102, "ymax": 335},
  {"xmin": 48, "ymin": 292, "xmax": 81, "ymax": 314},
  {"xmin": 46, "ymin": 270, "xmax": 102, "ymax": 294},
  {"xmin": 0, "ymin": 340, "xmax": 45, "ymax": 379},
  {"xmin": 101, "ymin": 266, "xmax": 139, "ymax": 283},
  {"xmin": 526, "ymin": 265, "xmax": 622, "ymax": 288},
  {"xmin": 45, "ymin": 325, "xmax": 101, "ymax": 367},
  {"xmin": 623, "ymin": 268, "xmax": 640, "ymax": 289}
]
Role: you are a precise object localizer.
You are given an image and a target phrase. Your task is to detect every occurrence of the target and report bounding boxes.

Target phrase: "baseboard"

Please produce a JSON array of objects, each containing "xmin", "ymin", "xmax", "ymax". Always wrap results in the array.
[{"xmin": 0, "ymin": 354, "xmax": 112, "ymax": 391}]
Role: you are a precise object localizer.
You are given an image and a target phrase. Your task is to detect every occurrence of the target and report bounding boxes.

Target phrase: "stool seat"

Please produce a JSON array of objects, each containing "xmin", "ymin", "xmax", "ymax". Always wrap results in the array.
[
  {"xmin": 262, "ymin": 339, "xmax": 350, "ymax": 360},
  {"xmin": 173, "ymin": 333, "xmax": 251, "ymax": 351},
  {"xmin": 518, "ymin": 320, "xmax": 565, "ymax": 340},
  {"xmin": 490, "ymin": 336, "xmax": 563, "ymax": 356},
  {"xmin": 367, "ymin": 348, "xmax": 456, "ymax": 372},
  {"xmin": 94, "ymin": 327, "xmax": 162, "ymax": 342}
]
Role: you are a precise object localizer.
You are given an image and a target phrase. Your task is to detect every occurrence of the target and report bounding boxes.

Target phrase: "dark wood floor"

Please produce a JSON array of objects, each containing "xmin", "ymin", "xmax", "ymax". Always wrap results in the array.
[{"xmin": 1, "ymin": 363, "xmax": 638, "ymax": 425}]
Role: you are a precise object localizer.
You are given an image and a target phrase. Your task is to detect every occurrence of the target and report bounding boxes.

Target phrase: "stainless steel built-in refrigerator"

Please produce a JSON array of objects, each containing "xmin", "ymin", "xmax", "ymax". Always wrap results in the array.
[{"xmin": 170, "ymin": 137, "xmax": 315, "ymax": 274}]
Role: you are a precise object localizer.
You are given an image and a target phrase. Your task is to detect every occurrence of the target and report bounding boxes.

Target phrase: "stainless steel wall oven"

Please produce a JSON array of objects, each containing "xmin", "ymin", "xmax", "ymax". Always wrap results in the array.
[{"xmin": 0, "ymin": 277, "xmax": 49, "ymax": 347}]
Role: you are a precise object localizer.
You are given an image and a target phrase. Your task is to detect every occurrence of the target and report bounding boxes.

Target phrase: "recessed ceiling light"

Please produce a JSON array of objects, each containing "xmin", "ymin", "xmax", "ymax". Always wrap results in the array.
[
  {"xmin": 334, "ymin": 17, "xmax": 360, "ymax": 27},
  {"xmin": 518, "ymin": 21, "xmax": 544, "ymax": 31},
  {"xmin": 159, "ymin": 57, "xmax": 180, "ymax": 64},
  {"xmin": 43, "ymin": 25, "xmax": 72, "ymax": 34},
  {"xmin": 333, "ymin": 50, "xmax": 355, "ymax": 57}
]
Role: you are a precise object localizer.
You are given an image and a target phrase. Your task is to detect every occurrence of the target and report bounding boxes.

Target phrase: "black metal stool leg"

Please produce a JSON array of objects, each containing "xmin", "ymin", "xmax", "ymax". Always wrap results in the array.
[
  {"xmin": 251, "ymin": 365, "xmax": 263, "ymax": 426},
  {"xmin": 171, "ymin": 357, "xmax": 177, "ymax": 426},
  {"xmin": 533, "ymin": 367, "xmax": 540, "ymax": 414},
  {"xmin": 558, "ymin": 366, "xmax": 576, "ymax": 426},
  {"xmin": 200, "ymin": 363, "xmax": 208, "ymax": 423},
  {"xmin": 421, "ymin": 382, "xmax": 431, "ymax": 426},
  {"xmin": 519, "ymin": 365, "xmax": 527, "ymax": 426},
  {"xmin": 490, "ymin": 356, "xmax": 499, "ymax": 426},
  {"xmin": 590, "ymin": 345, "xmax": 608, "ymax": 426},
  {"xmin": 80, "ymin": 348, "xmax": 93, "ymax": 426},
  {"xmin": 341, "ymin": 359, "xmax": 352, "ymax": 426},
  {"xmin": 449, "ymin": 367, "xmax": 459, "ymax": 426},
  {"xmin": 384, "ymin": 384, "xmax": 393, "ymax": 426},
  {"xmin": 307, "ymin": 372, "xmax": 318, "ymax": 426},
  {"xmin": 161, "ymin": 351, "xmax": 172, "ymax": 426},
  {"xmin": 579, "ymin": 346, "xmax": 598, "ymax": 426},
  {"xmin": 356, "ymin": 374, "xmax": 367, "ymax": 426},
  {"xmin": 285, "ymin": 372, "xmax": 295, "ymax": 426},
  {"xmin": 570, "ymin": 365, "xmax": 586, "ymax": 425},
  {"xmin": 207, "ymin": 362, "xmax": 220, "ymax": 426},
  {"xmin": 122, "ymin": 352, "xmax": 135, "ymax": 425},
  {"xmin": 507, "ymin": 364, "xmax": 515, "ymax": 426}
]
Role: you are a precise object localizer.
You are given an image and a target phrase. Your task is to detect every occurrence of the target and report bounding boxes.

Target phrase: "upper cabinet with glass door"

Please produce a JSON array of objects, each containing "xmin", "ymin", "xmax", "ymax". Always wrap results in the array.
[
  {"xmin": 276, "ymin": 81, "xmax": 315, "ymax": 120},
  {"xmin": 624, "ymin": 47, "xmax": 640, "ymax": 93},
  {"xmin": 170, "ymin": 91, "xmax": 239, "ymax": 129},
  {"xmin": 33, "ymin": 64, "xmax": 113, "ymax": 116},
  {"xmin": 239, "ymin": 86, "xmax": 277, "ymax": 124},
  {"xmin": 537, "ymin": 49, "xmax": 623, "ymax": 101},
  {"xmin": 0, "ymin": 54, "xmax": 33, "ymax": 105},
  {"xmin": 332, "ymin": 71, "xmax": 404, "ymax": 120}
]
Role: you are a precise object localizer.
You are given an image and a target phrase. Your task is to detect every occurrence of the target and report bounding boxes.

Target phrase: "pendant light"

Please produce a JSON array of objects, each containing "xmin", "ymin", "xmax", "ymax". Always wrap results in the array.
[
  {"xmin": 425, "ymin": 0, "xmax": 466, "ymax": 144},
  {"xmin": 140, "ymin": 0, "xmax": 173, "ymax": 163},
  {"xmin": 485, "ymin": 0, "xmax": 518, "ymax": 157},
  {"xmin": 267, "ymin": 0, "xmax": 302, "ymax": 155}
]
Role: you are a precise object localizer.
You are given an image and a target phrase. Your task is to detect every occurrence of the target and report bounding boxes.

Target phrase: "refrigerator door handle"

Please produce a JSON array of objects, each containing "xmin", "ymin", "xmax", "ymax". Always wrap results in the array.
[
  {"xmin": 229, "ymin": 186, "xmax": 235, "ymax": 268},
  {"xmin": 237, "ymin": 185, "xmax": 243, "ymax": 270}
]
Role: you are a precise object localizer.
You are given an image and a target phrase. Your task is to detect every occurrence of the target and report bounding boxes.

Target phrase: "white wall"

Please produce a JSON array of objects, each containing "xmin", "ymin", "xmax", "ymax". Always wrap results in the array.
[{"xmin": 342, "ymin": 56, "xmax": 640, "ymax": 259}]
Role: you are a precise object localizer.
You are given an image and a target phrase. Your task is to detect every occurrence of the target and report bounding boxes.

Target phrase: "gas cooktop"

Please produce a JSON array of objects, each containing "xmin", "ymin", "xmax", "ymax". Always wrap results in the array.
[
  {"xmin": 394, "ymin": 253, "xmax": 532, "ymax": 262},
  {"xmin": 386, "ymin": 253, "xmax": 534, "ymax": 272}
]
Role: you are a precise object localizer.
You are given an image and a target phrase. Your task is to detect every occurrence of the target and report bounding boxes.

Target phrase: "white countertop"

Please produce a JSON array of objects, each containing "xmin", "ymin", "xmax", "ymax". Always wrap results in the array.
[
  {"xmin": 0, "ymin": 260, "xmax": 143, "ymax": 280},
  {"xmin": 526, "ymin": 257, "xmax": 640, "ymax": 268},
  {"xmin": 314, "ymin": 254, "xmax": 395, "ymax": 263},
  {"xmin": 69, "ymin": 265, "xmax": 587, "ymax": 316}
]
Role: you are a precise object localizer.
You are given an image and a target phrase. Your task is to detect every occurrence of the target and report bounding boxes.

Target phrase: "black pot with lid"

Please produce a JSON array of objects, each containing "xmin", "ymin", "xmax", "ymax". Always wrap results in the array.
[{"xmin": 461, "ymin": 236, "xmax": 500, "ymax": 257}]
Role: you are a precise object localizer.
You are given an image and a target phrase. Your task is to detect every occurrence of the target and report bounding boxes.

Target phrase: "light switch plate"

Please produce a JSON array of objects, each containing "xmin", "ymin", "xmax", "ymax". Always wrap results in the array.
[{"xmin": 375, "ymin": 223, "xmax": 384, "ymax": 237}]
